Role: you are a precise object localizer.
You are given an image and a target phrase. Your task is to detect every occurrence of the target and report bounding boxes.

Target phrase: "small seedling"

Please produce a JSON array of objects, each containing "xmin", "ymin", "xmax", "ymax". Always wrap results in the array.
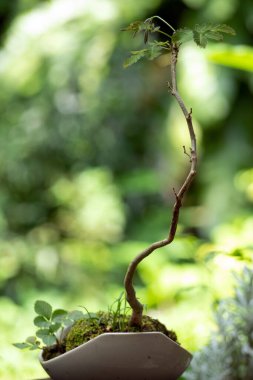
[
  {"xmin": 122, "ymin": 17, "xmax": 235, "ymax": 68},
  {"xmin": 14, "ymin": 300, "xmax": 85, "ymax": 351},
  {"xmin": 107, "ymin": 292, "xmax": 130, "ymax": 331},
  {"xmin": 14, "ymin": 295, "xmax": 131, "ymax": 355}
]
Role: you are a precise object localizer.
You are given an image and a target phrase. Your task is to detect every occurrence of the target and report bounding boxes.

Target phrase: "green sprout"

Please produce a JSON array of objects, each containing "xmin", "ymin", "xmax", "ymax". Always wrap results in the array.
[
  {"xmin": 13, "ymin": 300, "xmax": 85, "ymax": 351},
  {"xmin": 123, "ymin": 16, "xmax": 235, "ymax": 68}
]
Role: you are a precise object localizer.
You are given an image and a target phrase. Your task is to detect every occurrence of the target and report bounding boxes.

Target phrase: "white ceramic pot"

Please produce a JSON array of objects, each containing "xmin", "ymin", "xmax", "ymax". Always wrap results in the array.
[{"xmin": 40, "ymin": 332, "xmax": 192, "ymax": 380}]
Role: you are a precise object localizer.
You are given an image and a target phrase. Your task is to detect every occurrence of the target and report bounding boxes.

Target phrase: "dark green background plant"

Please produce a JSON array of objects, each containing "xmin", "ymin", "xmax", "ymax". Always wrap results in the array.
[{"xmin": 184, "ymin": 267, "xmax": 253, "ymax": 380}]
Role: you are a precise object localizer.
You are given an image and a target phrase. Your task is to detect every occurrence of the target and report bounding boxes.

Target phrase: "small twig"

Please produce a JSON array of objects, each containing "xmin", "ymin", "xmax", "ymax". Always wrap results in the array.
[
  {"xmin": 145, "ymin": 15, "xmax": 176, "ymax": 32},
  {"xmin": 172, "ymin": 187, "xmax": 178, "ymax": 200},
  {"xmin": 167, "ymin": 81, "xmax": 172, "ymax": 91},
  {"xmin": 157, "ymin": 30, "xmax": 172, "ymax": 39},
  {"xmin": 183, "ymin": 145, "xmax": 192, "ymax": 161}
]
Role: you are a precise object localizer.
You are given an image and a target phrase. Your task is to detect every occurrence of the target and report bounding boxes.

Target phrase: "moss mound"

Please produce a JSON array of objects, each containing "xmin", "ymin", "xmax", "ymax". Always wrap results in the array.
[{"xmin": 66, "ymin": 312, "xmax": 178, "ymax": 352}]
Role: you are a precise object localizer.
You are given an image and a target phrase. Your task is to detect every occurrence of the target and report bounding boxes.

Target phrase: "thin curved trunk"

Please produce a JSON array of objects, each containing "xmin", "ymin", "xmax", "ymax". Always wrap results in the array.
[{"xmin": 124, "ymin": 45, "xmax": 197, "ymax": 327}]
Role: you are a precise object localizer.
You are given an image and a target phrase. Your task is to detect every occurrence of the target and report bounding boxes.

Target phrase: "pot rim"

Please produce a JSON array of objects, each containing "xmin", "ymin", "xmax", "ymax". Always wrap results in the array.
[{"xmin": 39, "ymin": 331, "xmax": 191, "ymax": 364}]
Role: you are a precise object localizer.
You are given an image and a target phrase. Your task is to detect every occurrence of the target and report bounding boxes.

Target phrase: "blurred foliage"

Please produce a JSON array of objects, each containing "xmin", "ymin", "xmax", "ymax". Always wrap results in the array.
[
  {"xmin": 0, "ymin": 0, "xmax": 50, "ymax": 44},
  {"xmin": 0, "ymin": 0, "xmax": 252, "ymax": 378},
  {"xmin": 184, "ymin": 267, "xmax": 253, "ymax": 380},
  {"xmin": 207, "ymin": 44, "xmax": 253, "ymax": 72}
]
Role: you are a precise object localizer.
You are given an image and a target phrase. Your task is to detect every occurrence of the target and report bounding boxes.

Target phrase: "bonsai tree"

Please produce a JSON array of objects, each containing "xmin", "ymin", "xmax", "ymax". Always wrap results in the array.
[
  {"xmin": 14, "ymin": 15, "xmax": 235, "ymax": 361},
  {"xmin": 122, "ymin": 16, "xmax": 235, "ymax": 327}
]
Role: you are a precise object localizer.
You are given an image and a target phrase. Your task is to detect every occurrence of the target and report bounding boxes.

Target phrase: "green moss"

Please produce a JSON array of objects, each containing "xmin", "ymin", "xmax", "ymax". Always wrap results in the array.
[{"xmin": 66, "ymin": 312, "xmax": 178, "ymax": 352}]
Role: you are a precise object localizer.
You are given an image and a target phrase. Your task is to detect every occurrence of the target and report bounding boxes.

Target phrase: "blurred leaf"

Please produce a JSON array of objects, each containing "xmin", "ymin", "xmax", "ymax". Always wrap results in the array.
[
  {"xmin": 122, "ymin": 19, "xmax": 160, "ymax": 41},
  {"xmin": 124, "ymin": 41, "xmax": 169, "ymax": 67},
  {"xmin": 193, "ymin": 23, "xmax": 235, "ymax": 48},
  {"xmin": 119, "ymin": 169, "xmax": 160, "ymax": 195},
  {"xmin": 13, "ymin": 342, "xmax": 31, "ymax": 349},
  {"xmin": 194, "ymin": 23, "xmax": 235, "ymax": 35},
  {"xmin": 34, "ymin": 316, "xmax": 51, "ymax": 328},
  {"xmin": 193, "ymin": 30, "xmax": 208, "ymax": 48},
  {"xmin": 34, "ymin": 300, "xmax": 52, "ymax": 320},
  {"xmin": 52, "ymin": 309, "xmax": 68, "ymax": 323},
  {"xmin": 49, "ymin": 323, "xmax": 61, "ymax": 333},
  {"xmin": 211, "ymin": 24, "xmax": 236, "ymax": 35},
  {"xmin": 121, "ymin": 21, "xmax": 144, "ymax": 36},
  {"xmin": 123, "ymin": 49, "xmax": 147, "ymax": 68},
  {"xmin": 68, "ymin": 310, "xmax": 85, "ymax": 321},
  {"xmin": 207, "ymin": 45, "xmax": 253, "ymax": 72},
  {"xmin": 205, "ymin": 31, "xmax": 223, "ymax": 41},
  {"xmin": 36, "ymin": 329, "xmax": 56, "ymax": 346},
  {"xmin": 146, "ymin": 41, "xmax": 169, "ymax": 60},
  {"xmin": 36, "ymin": 328, "xmax": 50, "ymax": 337},
  {"xmin": 26, "ymin": 336, "xmax": 38, "ymax": 344},
  {"xmin": 172, "ymin": 28, "xmax": 193, "ymax": 44}
]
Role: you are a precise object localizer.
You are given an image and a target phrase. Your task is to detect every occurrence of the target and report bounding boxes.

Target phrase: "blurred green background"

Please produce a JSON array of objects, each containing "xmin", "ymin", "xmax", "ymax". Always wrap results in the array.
[{"xmin": 0, "ymin": 0, "xmax": 252, "ymax": 378}]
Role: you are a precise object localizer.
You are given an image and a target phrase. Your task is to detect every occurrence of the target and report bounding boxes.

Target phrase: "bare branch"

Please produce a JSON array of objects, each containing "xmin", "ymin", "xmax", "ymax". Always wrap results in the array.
[
  {"xmin": 172, "ymin": 187, "xmax": 178, "ymax": 200},
  {"xmin": 124, "ymin": 44, "xmax": 197, "ymax": 327}
]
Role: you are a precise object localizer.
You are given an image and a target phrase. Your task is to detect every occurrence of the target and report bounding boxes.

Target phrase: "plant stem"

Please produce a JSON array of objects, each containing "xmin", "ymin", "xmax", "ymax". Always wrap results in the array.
[
  {"xmin": 124, "ymin": 44, "xmax": 197, "ymax": 327},
  {"xmin": 157, "ymin": 30, "xmax": 172, "ymax": 39},
  {"xmin": 145, "ymin": 15, "xmax": 176, "ymax": 32}
]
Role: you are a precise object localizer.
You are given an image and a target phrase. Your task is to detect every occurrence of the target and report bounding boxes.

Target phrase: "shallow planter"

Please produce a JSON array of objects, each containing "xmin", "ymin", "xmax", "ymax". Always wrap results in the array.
[{"xmin": 40, "ymin": 332, "xmax": 192, "ymax": 380}]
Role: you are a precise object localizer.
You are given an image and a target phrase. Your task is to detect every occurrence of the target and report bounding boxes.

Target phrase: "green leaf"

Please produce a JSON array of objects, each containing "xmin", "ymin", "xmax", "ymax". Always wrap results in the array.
[
  {"xmin": 14, "ymin": 337, "xmax": 41, "ymax": 350},
  {"xmin": 146, "ymin": 45, "xmax": 162, "ymax": 60},
  {"xmin": 123, "ymin": 49, "xmax": 147, "ymax": 68},
  {"xmin": 193, "ymin": 23, "xmax": 235, "ymax": 48},
  {"xmin": 194, "ymin": 24, "xmax": 210, "ymax": 33},
  {"xmin": 146, "ymin": 41, "xmax": 169, "ymax": 60},
  {"xmin": 26, "ymin": 336, "xmax": 38, "ymax": 344},
  {"xmin": 68, "ymin": 310, "xmax": 85, "ymax": 321},
  {"xmin": 34, "ymin": 316, "xmax": 51, "ymax": 328},
  {"xmin": 122, "ymin": 19, "xmax": 161, "ymax": 44},
  {"xmin": 172, "ymin": 28, "xmax": 193, "ymax": 44},
  {"xmin": 43, "ymin": 335, "xmax": 57, "ymax": 346},
  {"xmin": 193, "ymin": 30, "xmax": 208, "ymax": 48},
  {"xmin": 52, "ymin": 309, "xmax": 68, "ymax": 323},
  {"xmin": 63, "ymin": 318, "xmax": 73, "ymax": 327},
  {"xmin": 121, "ymin": 21, "xmax": 143, "ymax": 36},
  {"xmin": 205, "ymin": 31, "xmax": 223, "ymax": 41},
  {"xmin": 29, "ymin": 344, "xmax": 40, "ymax": 351},
  {"xmin": 13, "ymin": 342, "xmax": 31, "ymax": 349},
  {"xmin": 124, "ymin": 41, "xmax": 170, "ymax": 68},
  {"xmin": 36, "ymin": 328, "xmax": 50, "ymax": 338},
  {"xmin": 212, "ymin": 24, "xmax": 236, "ymax": 35},
  {"xmin": 34, "ymin": 300, "xmax": 52, "ymax": 320},
  {"xmin": 36, "ymin": 329, "xmax": 56, "ymax": 346},
  {"xmin": 49, "ymin": 323, "xmax": 61, "ymax": 333}
]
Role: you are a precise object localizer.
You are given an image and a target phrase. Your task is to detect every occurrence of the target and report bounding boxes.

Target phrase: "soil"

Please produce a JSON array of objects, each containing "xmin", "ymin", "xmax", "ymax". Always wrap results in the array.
[{"xmin": 42, "ymin": 312, "xmax": 178, "ymax": 361}]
